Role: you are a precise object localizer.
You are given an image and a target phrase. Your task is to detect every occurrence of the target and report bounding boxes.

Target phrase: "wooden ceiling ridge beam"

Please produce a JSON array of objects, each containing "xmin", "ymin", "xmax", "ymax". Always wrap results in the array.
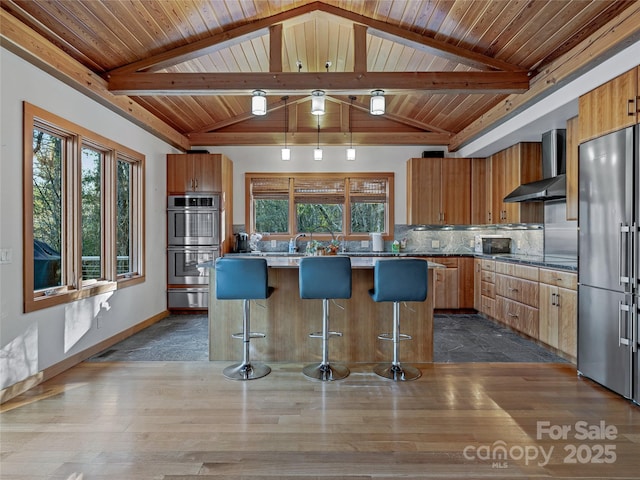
[
  {"xmin": 106, "ymin": 2, "xmax": 323, "ymax": 76},
  {"xmin": 108, "ymin": 71, "xmax": 530, "ymax": 95},
  {"xmin": 192, "ymin": 95, "xmax": 309, "ymax": 134},
  {"xmin": 187, "ymin": 131, "xmax": 451, "ymax": 147},
  {"xmin": 0, "ymin": 9, "xmax": 189, "ymax": 151},
  {"xmin": 449, "ymin": 2, "xmax": 640, "ymax": 151},
  {"xmin": 316, "ymin": 2, "xmax": 526, "ymax": 73}
]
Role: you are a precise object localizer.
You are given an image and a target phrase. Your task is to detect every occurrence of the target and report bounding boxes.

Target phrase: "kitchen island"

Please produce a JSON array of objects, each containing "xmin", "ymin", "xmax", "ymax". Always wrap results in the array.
[{"xmin": 205, "ymin": 256, "xmax": 442, "ymax": 363}]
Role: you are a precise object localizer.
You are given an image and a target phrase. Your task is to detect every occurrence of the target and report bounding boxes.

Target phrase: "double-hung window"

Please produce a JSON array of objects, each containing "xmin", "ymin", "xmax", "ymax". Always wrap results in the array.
[
  {"xmin": 24, "ymin": 102, "xmax": 145, "ymax": 312},
  {"xmin": 246, "ymin": 172, "xmax": 394, "ymax": 239}
]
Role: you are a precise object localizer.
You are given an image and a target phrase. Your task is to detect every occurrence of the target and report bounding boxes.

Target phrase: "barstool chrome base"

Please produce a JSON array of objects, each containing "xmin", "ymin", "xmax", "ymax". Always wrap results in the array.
[
  {"xmin": 223, "ymin": 362, "xmax": 271, "ymax": 381},
  {"xmin": 302, "ymin": 362, "xmax": 349, "ymax": 381},
  {"xmin": 374, "ymin": 363, "xmax": 421, "ymax": 381}
]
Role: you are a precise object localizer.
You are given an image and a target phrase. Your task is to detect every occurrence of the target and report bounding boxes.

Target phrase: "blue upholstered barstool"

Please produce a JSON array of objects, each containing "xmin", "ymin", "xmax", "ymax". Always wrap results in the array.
[
  {"xmin": 215, "ymin": 257, "xmax": 273, "ymax": 380},
  {"xmin": 299, "ymin": 256, "xmax": 352, "ymax": 381},
  {"xmin": 369, "ymin": 258, "xmax": 428, "ymax": 381}
]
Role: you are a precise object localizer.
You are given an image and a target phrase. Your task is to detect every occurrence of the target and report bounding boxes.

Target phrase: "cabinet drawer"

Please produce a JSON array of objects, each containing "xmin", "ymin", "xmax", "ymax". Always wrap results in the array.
[
  {"xmin": 481, "ymin": 270, "xmax": 495, "ymax": 283},
  {"xmin": 496, "ymin": 296, "xmax": 539, "ymax": 338},
  {"xmin": 431, "ymin": 257, "xmax": 458, "ymax": 268},
  {"xmin": 481, "ymin": 295, "xmax": 495, "ymax": 317},
  {"xmin": 495, "ymin": 261, "xmax": 539, "ymax": 281},
  {"xmin": 480, "ymin": 259, "xmax": 495, "ymax": 272},
  {"xmin": 496, "ymin": 274, "xmax": 539, "ymax": 307},
  {"xmin": 539, "ymin": 268, "xmax": 577, "ymax": 290},
  {"xmin": 481, "ymin": 281, "xmax": 495, "ymax": 298}
]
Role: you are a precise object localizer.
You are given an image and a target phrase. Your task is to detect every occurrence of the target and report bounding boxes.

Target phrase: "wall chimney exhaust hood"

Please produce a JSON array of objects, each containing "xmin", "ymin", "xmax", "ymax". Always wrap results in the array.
[{"xmin": 504, "ymin": 129, "xmax": 567, "ymax": 203}]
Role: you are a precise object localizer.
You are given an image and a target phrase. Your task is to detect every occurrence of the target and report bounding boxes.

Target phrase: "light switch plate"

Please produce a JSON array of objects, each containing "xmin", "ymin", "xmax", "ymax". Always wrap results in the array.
[
  {"xmin": 431, "ymin": 240, "xmax": 440, "ymax": 249},
  {"xmin": 361, "ymin": 240, "xmax": 369, "ymax": 247},
  {"xmin": 270, "ymin": 239, "xmax": 277, "ymax": 248},
  {"xmin": 0, "ymin": 248, "xmax": 12, "ymax": 264}
]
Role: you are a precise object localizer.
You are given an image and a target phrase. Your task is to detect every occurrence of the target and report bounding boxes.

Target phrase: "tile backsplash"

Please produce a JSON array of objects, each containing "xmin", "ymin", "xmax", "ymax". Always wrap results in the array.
[{"xmin": 234, "ymin": 224, "xmax": 544, "ymax": 256}]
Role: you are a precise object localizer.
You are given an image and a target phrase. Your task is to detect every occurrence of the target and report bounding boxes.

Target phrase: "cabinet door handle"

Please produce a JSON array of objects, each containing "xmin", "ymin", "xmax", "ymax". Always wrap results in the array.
[
  {"xmin": 628, "ymin": 98, "xmax": 636, "ymax": 117},
  {"xmin": 551, "ymin": 293, "xmax": 556, "ymax": 306},
  {"xmin": 194, "ymin": 178, "xmax": 198, "ymax": 189},
  {"xmin": 508, "ymin": 312, "xmax": 518, "ymax": 318},
  {"xmin": 556, "ymin": 293, "xmax": 560, "ymax": 307},
  {"xmin": 509, "ymin": 287, "xmax": 519, "ymax": 293},
  {"xmin": 488, "ymin": 211, "xmax": 492, "ymax": 223}
]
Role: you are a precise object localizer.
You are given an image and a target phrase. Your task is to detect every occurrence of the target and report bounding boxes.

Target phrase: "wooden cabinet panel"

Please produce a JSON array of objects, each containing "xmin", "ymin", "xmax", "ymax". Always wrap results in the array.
[
  {"xmin": 406, "ymin": 157, "xmax": 470, "ymax": 225},
  {"xmin": 167, "ymin": 154, "xmax": 223, "ymax": 193},
  {"xmin": 480, "ymin": 259, "xmax": 495, "ymax": 272},
  {"xmin": 471, "ymin": 157, "xmax": 491, "ymax": 224},
  {"xmin": 474, "ymin": 259, "xmax": 482, "ymax": 311},
  {"xmin": 558, "ymin": 287, "xmax": 577, "ymax": 359},
  {"xmin": 496, "ymin": 296, "xmax": 539, "ymax": 338},
  {"xmin": 496, "ymin": 274, "xmax": 539, "ymax": 308},
  {"xmin": 539, "ymin": 268, "xmax": 577, "ymax": 290},
  {"xmin": 458, "ymin": 257, "xmax": 474, "ymax": 309},
  {"xmin": 566, "ymin": 116, "xmax": 579, "ymax": 221},
  {"xmin": 539, "ymin": 270, "xmax": 577, "ymax": 361},
  {"xmin": 495, "ymin": 262, "xmax": 539, "ymax": 281},
  {"xmin": 578, "ymin": 66, "xmax": 639, "ymax": 143},
  {"xmin": 480, "ymin": 281, "xmax": 495, "ymax": 298},
  {"xmin": 434, "ymin": 267, "xmax": 458, "ymax": 309},
  {"xmin": 481, "ymin": 296, "xmax": 495, "ymax": 318},
  {"xmin": 490, "ymin": 143, "xmax": 543, "ymax": 224},
  {"xmin": 539, "ymin": 283, "xmax": 559, "ymax": 348}
]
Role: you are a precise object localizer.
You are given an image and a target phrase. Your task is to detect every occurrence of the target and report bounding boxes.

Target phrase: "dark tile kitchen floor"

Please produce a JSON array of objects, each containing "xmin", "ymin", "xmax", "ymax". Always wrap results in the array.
[{"xmin": 89, "ymin": 313, "xmax": 567, "ymax": 363}]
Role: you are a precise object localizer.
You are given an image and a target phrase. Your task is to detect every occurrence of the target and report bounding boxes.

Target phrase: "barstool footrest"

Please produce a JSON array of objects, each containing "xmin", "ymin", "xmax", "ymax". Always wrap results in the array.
[
  {"xmin": 377, "ymin": 333, "xmax": 412, "ymax": 341},
  {"xmin": 309, "ymin": 331, "xmax": 342, "ymax": 338},
  {"xmin": 231, "ymin": 332, "xmax": 266, "ymax": 339}
]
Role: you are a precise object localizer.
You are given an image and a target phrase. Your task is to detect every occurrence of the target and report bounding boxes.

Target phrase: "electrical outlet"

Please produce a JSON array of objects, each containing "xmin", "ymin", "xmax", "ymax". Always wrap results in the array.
[
  {"xmin": 469, "ymin": 239, "xmax": 475, "ymax": 247},
  {"xmin": 270, "ymin": 239, "xmax": 277, "ymax": 248},
  {"xmin": 0, "ymin": 248, "xmax": 12, "ymax": 264},
  {"xmin": 361, "ymin": 240, "xmax": 369, "ymax": 247},
  {"xmin": 431, "ymin": 240, "xmax": 440, "ymax": 249}
]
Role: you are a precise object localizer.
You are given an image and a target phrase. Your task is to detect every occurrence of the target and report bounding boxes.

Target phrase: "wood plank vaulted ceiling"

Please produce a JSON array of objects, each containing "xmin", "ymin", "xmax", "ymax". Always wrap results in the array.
[{"xmin": 2, "ymin": 0, "xmax": 638, "ymax": 151}]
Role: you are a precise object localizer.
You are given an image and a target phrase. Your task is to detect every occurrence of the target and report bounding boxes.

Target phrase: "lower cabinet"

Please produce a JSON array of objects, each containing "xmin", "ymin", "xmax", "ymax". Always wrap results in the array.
[
  {"xmin": 429, "ymin": 257, "xmax": 459, "ymax": 309},
  {"xmin": 538, "ymin": 269, "xmax": 578, "ymax": 361}
]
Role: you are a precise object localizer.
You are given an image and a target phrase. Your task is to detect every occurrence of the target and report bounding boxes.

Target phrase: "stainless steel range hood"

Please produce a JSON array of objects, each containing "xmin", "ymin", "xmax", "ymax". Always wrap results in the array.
[{"xmin": 504, "ymin": 129, "xmax": 566, "ymax": 203}]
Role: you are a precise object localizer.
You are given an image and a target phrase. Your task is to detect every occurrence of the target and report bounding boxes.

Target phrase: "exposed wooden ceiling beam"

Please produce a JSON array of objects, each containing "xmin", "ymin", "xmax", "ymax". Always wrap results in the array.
[
  {"xmin": 449, "ymin": 1, "xmax": 640, "ymax": 151},
  {"xmin": 108, "ymin": 71, "xmax": 530, "ymax": 95},
  {"xmin": 0, "ymin": 9, "xmax": 189, "ymax": 151},
  {"xmin": 317, "ymin": 2, "xmax": 525, "ymax": 72},
  {"xmin": 108, "ymin": 2, "xmax": 320, "ymax": 75},
  {"xmin": 187, "ymin": 131, "xmax": 451, "ymax": 147}
]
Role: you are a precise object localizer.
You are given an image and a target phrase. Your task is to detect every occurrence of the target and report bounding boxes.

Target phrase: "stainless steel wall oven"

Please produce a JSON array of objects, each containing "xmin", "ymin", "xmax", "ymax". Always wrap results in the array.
[{"xmin": 167, "ymin": 194, "xmax": 220, "ymax": 309}]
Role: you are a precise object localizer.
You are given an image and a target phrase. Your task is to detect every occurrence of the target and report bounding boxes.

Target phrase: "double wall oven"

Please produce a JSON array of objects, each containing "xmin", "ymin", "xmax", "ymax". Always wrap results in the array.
[{"xmin": 167, "ymin": 194, "xmax": 220, "ymax": 309}]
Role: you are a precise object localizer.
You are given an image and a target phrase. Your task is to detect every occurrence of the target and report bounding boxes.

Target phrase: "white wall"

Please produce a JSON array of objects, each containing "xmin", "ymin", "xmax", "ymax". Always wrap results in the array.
[
  {"xmin": 0, "ymin": 48, "xmax": 180, "ymax": 390},
  {"xmin": 202, "ymin": 145, "xmax": 436, "ymax": 225}
]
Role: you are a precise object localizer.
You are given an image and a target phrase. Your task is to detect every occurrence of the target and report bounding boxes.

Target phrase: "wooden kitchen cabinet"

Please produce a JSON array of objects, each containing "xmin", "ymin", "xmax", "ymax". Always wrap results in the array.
[
  {"xmin": 474, "ymin": 259, "xmax": 482, "ymax": 311},
  {"xmin": 494, "ymin": 261, "xmax": 539, "ymax": 338},
  {"xmin": 407, "ymin": 157, "xmax": 471, "ymax": 225},
  {"xmin": 471, "ymin": 157, "xmax": 491, "ymax": 224},
  {"xmin": 565, "ymin": 116, "xmax": 579, "ymax": 221},
  {"xmin": 578, "ymin": 66, "xmax": 640, "ymax": 144},
  {"xmin": 490, "ymin": 143, "xmax": 543, "ymax": 224},
  {"xmin": 167, "ymin": 153, "xmax": 222, "ymax": 193},
  {"xmin": 478, "ymin": 259, "xmax": 496, "ymax": 317},
  {"xmin": 429, "ymin": 257, "xmax": 459, "ymax": 309},
  {"xmin": 457, "ymin": 257, "xmax": 474, "ymax": 309},
  {"xmin": 538, "ymin": 269, "xmax": 577, "ymax": 361}
]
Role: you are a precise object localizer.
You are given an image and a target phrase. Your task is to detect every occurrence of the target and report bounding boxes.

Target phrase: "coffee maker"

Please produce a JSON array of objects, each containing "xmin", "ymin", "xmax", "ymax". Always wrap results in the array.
[{"xmin": 234, "ymin": 232, "xmax": 249, "ymax": 253}]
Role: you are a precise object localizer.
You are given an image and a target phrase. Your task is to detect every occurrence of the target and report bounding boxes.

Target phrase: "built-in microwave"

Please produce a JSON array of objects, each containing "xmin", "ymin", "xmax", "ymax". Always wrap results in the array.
[
  {"xmin": 474, "ymin": 235, "xmax": 512, "ymax": 254},
  {"xmin": 167, "ymin": 194, "xmax": 220, "ymax": 246}
]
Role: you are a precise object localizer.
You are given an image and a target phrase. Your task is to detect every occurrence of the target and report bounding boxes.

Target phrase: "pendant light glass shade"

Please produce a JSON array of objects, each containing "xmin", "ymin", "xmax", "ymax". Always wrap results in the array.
[
  {"xmin": 251, "ymin": 90, "xmax": 267, "ymax": 115},
  {"xmin": 370, "ymin": 89, "xmax": 385, "ymax": 115},
  {"xmin": 346, "ymin": 148, "xmax": 356, "ymax": 161},
  {"xmin": 311, "ymin": 90, "xmax": 325, "ymax": 115}
]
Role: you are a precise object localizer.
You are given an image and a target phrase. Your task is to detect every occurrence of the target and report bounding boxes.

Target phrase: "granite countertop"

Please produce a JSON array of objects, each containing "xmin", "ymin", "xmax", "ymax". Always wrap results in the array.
[
  {"xmin": 222, "ymin": 251, "xmax": 578, "ymax": 271},
  {"xmin": 202, "ymin": 255, "xmax": 444, "ymax": 269}
]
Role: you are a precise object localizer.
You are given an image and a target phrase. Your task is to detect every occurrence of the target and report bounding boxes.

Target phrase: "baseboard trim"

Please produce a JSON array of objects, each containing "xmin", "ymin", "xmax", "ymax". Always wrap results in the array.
[{"xmin": 0, "ymin": 310, "xmax": 169, "ymax": 404}]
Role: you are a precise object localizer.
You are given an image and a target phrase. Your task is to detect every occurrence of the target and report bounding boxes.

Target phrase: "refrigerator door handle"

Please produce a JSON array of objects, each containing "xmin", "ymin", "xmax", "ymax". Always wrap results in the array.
[
  {"xmin": 633, "ymin": 302, "xmax": 638, "ymax": 353},
  {"xmin": 618, "ymin": 301, "xmax": 631, "ymax": 347},
  {"xmin": 620, "ymin": 224, "xmax": 631, "ymax": 286}
]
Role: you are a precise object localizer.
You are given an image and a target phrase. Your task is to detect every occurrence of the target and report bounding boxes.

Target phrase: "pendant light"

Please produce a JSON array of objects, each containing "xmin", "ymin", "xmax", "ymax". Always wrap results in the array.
[
  {"xmin": 252, "ymin": 90, "xmax": 267, "ymax": 115},
  {"xmin": 346, "ymin": 95, "xmax": 356, "ymax": 161},
  {"xmin": 311, "ymin": 90, "xmax": 325, "ymax": 115},
  {"xmin": 370, "ymin": 89, "xmax": 385, "ymax": 115},
  {"xmin": 281, "ymin": 96, "xmax": 290, "ymax": 161},
  {"xmin": 313, "ymin": 115, "xmax": 323, "ymax": 161}
]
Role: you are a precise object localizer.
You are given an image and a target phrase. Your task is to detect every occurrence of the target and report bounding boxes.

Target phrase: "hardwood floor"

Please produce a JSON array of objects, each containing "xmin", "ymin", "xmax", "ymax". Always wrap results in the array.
[{"xmin": 1, "ymin": 362, "xmax": 638, "ymax": 479}]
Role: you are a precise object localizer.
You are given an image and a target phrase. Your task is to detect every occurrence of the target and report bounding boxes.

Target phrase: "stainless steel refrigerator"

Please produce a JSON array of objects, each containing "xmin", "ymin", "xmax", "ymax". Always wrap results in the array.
[{"xmin": 578, "ymin": 124, "xmax": 639, "ymax": 403}]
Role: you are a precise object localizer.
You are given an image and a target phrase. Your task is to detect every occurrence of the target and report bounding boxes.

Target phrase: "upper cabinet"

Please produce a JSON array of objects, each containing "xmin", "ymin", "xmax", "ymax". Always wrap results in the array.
[
  {"xmin": 565, "ymin": 116, "xmax": 579, "ymax": 221},
  {"xmin": 471, "ymin": 157, "xmax": 491, "ymax": 224},
  {"xmin": 578, "ymin": 66, "xmax": 640, "ymax": 143},
  {"xmin": 167, "ymin": 153, "xmax": 223, "ymax": 194},
  {"xmin": 490, "ymin": 143, "xmax": 543, "ymax": 224},
  {"xmin": 407, "ymin": 157, "xmax": 471, "ymax": 225}
]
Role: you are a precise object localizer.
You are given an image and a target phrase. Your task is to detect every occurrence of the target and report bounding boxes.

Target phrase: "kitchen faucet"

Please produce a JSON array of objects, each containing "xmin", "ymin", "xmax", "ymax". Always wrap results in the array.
[
  {"xmin": 289, "ymin": 233, "xmax": 306, "ymax": 253},
  {"xmin": 336, "ymin": 235, "xmax": 346, "ymax": 253}
]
